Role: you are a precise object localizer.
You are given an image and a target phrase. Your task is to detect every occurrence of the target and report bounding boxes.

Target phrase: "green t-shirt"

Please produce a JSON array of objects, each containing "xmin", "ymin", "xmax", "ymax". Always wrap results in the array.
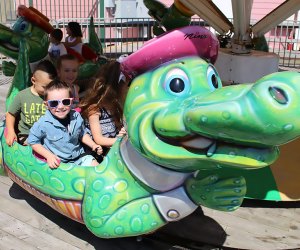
[{"xmin": 8, "ymin": 87, "xmax": 47, "ymax": 136}]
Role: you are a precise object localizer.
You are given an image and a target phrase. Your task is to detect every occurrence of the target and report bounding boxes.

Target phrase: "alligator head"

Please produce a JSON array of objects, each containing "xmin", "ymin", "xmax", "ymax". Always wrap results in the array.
[
  {"xmin": 1, "ymin": 5, "xmax": 53, "ymax": 109},
  {"xmin": 0, "ymin": 5, "xmax": 52, "ymax": 63},
  {"xmin": 124, "ymin": 56, "xmax": 300, "ymax": 172}
]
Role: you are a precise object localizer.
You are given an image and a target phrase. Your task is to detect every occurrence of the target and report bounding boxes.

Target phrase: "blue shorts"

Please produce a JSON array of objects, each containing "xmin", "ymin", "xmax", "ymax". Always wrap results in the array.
[{"xmin": 73, "ymin": 155, "xmax": 96, "ymax": 166}]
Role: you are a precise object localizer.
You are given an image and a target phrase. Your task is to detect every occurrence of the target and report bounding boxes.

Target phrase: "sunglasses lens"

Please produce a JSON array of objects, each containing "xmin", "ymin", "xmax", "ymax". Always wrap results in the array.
[
  {"xmin": 62, "ymin": 99, "xmax": 71, "ymax": 106},
  {"xmin": 48, "ymin": 100, "xmax": 59, "ymax": 108}
]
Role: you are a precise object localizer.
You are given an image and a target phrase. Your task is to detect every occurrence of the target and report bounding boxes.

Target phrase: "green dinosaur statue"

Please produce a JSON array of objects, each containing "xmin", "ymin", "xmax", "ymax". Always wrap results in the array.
[
  {"xmin": 88, "ymin": 16, "xmax": 103, "ymax": 55},
  {"xmin": 143, "ymin": 0, "xmax": 194, "ymax": 35},
  {"xmin": 0, "ymin": 5, "xmax": 53, "ymax": 109}
]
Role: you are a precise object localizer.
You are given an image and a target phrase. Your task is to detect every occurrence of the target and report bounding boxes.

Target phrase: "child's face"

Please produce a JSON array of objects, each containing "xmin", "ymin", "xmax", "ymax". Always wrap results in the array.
[
  {"xmin": 31, "ymin": 70, "xmax": 53, "ymax": 96},
  {"xmin": 66, "ymin": 26, "xmax": 71, "ymax": 36},
  {"xmin": 46, "ymin": 88, "xmax": 72, "ymax": 119},
  {"xmin": 57, "ymin": 59, "xmax": 79, "ymax": 85},
  {"xmin": 49, "ymin": 35, "xmax": 58, "ymax": 44}
]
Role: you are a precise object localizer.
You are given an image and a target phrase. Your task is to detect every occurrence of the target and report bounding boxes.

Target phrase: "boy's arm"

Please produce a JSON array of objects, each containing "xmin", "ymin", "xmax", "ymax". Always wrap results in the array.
[
  {"xmin": 28, "ymin": 121, "xmax": 60, "ymax": 169},
  {"xmin": 81, "ymin": 134, "xmax": 103, "ymax": 155},
  {"xmin": 6, "ymin": 92, "xmax": 21, "ymax": 146},
  {"xmin": 31, "ymin": 144, "xmax": 61, "ymax": 169},
  {"xmin": 5, "ymin": 112, "xmax": 17, "ymax": 146}
]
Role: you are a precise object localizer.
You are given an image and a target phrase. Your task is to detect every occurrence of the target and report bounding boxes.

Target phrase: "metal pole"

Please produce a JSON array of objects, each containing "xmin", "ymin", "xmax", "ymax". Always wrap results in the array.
[
  {"xmin": 28, "ymin": 0, "xmax": 33, "ymax": 7},
  {"xmin": 99, "ymin": 0, "xmax": 105, "ymax": 48}
]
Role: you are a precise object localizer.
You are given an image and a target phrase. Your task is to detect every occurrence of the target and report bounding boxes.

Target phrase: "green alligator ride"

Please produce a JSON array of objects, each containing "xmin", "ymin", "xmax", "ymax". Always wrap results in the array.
[{"xmin": 1, "ymin": 55, "xmax": 300, "ymax": 238}]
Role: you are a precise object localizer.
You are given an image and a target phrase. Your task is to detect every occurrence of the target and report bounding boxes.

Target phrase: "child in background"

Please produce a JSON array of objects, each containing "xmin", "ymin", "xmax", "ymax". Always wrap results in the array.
[
  {"xmin": 28, "ymin": 80, "xmax": 103, "ymax": 169},
  {"xmin": 80, "ymin": 60, "xmax": 128, "ymax": 155},
  {"xmin": 64, "ymin": 21, "xmax": 83, "ymax": 55},
  {"xmin": 48, "ymin": 28, "xmax": 67, "ymax": 62},
  {"xmin": 5, "ymin": 60, "xmax": 57, "ymax": 146},
  {"xmin": 56, "ymin": 54, "xmax": 80, "ymax": 109}
]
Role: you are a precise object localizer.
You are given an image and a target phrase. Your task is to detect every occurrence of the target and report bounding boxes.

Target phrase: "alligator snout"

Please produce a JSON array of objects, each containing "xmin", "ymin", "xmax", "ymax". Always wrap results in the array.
[{"xmin": 185, "ymin": 71, "xmax": 300, "ymax": 147}]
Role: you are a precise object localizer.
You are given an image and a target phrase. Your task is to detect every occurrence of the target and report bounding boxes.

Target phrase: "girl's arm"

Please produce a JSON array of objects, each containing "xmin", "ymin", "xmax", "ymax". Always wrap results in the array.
[
  {"xmin": 81, "ymin": 134, "xmax": 103, "ymax": 155},
  {"xmin": 31, "ymin": 144, "xmax": 61, "ymax": 169},
  {"xmin": 89, "ymin": 113, "xmax": 118, "ymax": 147},
  {"xmin": 64, "ymin": 37, "xmax": 82, "ymax": 47}
]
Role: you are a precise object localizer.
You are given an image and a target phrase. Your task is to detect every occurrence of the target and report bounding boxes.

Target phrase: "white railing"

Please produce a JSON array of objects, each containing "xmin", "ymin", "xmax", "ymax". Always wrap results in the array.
[{"xmin": 1, "ymin": 17, "xmax": 300, "ymax": 77}]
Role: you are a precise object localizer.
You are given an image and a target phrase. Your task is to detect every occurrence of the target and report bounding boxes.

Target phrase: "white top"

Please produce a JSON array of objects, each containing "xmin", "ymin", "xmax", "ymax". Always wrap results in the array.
[
  {"xmin": 48, "ymin": 43, "xmax": 67, "ymax": 59},
  {"xmin": 67, "ymin": 36, "xmax": 83, "ymax": 55}
]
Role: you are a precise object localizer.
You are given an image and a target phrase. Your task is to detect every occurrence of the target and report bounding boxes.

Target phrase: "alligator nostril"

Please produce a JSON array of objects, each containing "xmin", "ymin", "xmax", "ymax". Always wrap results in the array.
[{"xmin": 268, "ymin": 86, "xmax": 288, "ymax": 104}]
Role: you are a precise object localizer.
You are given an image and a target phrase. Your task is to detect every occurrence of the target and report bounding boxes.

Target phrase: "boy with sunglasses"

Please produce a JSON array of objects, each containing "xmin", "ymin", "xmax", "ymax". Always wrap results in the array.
[{"xmin": 27, "ymin": 80, "xmax": 103, "ymax": 169}]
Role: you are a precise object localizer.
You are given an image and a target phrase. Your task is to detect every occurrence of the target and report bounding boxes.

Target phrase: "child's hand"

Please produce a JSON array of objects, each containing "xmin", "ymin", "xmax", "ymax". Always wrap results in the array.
[
  {"xmin": 46, "ymin": 154, "xmax": 61, "ymax": 169},
  {"xmin": 6, "ymin": 130, "xmax": 17, "ymax": 146},
  {"xmin": 117, "ymin": 127, "xmax": 127, "ymax": 138},
  {"xmin": 92, "ymin": 144, "xmax": 103, "ymax": 155}
]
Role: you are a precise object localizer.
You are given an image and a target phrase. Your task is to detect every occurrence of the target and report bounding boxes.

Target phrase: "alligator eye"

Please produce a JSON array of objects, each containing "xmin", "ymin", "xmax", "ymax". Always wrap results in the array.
[
  {"xmin": 20, "ymin": 21, "xmax": 29, "ymax": 32},
  {"xmin": 269, "ymin": 86, "xmax": 288, "ymax": 104},
  {"xmin": 164, "ymin": 68, "xmax": 190, "ymax": 96},
  {"xmin": 170, "ymin": 78, "xmax": 185, "ymax": 93},
  {"xmin": 207, "ymin": 65, "xmax": 221, "ymax": 90}
]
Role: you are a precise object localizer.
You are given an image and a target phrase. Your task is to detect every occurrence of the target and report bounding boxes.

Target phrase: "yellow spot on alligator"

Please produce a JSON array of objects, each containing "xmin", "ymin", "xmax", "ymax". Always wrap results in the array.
[
  {"xmin": 16, "ymin": 162, "xmax": 27, "ymax": 177},
  {"xmin": 59, "ymin": 164, "xmax": 76, "ymax": 171},
  {"xmin": 49, "ymin": 176, "xmax": 65, "ymax": 192},
  {"xmin": 92, "ymin": 179, "xmax": 105, "ymax": 191},
  {"xmin": 85, "ymin": 196, "xmax": 93, "ymax": 213},
  {"xmin": 114, "ymin": 226, "xmax": 124, "ymax": 235},
  {"xmin": 113, "ymin": 180, "xmax": 128, "ymax": 193},
  {"xmin": 72, "ymin": 178, "xmax": 85, "ymax": 194},
  {"xmin": 5, "ymin": 152, "xmax": 13, "ymax": 165},
  {"xmin": 222, "ymin": 111, "xmax": 231, "ymax": 120},
  {"xmin": 99, "ymin": 193, "xmax": 112, "ymax": 209},
  {"xmin": 130, "ymin": 216, "xmax": 143, "ymax": 232},
  {"xmin": 140, "ymin": 203, "xmax": 150, "ymax": 214},
  {"xmin": 30, "ymin": 171, "xmax": 44, "ymax": 186},
  {"xmin": 95, "ymin": 163, "xmax": 108, "ymax": 174},
  {"xmin": 90, "ymin": 216, "xmax": 104, "ymax": 228}
]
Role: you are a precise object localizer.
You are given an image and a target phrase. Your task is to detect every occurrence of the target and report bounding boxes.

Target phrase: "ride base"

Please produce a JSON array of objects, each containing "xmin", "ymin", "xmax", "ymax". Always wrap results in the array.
[{"xmin": 215, "ymin": 48, "xmax": 279, "ymax": 85}]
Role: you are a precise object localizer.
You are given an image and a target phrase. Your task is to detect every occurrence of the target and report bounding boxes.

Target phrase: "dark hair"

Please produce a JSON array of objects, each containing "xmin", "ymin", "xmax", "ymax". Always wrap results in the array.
[
  {"xmin": 44, "ymin": 79, "xmax": 72, "ymax": 100},
  {"xmin": 50, "ymin": 28, "xmax": 63, "ymax": 42},
  {"xmin": 67, "ymin": 22, "xmax": 82, "ymax": 37},
  {"xmin": 34, "ymin": 60, "xmax": 57, "ymax": 80},
  {"xmin": 56, "ymin": 54, "xmax": 79, "ymax": 69},
  {"xmin": 80, "ymin": 60, "xmax": 124, "ymax": 130}
]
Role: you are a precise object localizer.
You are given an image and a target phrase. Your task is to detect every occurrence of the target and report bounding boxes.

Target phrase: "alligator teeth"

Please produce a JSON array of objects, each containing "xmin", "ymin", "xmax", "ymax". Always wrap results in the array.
[
  {"xmin": 206, "ymin": 142, "xmax": 217, "ymax": 157},
  {"xmin": 0, "ymin": 42, "xmax": 18, "ymax": 51},
  {"xmin": 181, "ymin": 136, "xmax": 213, "ymax": 149}
]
